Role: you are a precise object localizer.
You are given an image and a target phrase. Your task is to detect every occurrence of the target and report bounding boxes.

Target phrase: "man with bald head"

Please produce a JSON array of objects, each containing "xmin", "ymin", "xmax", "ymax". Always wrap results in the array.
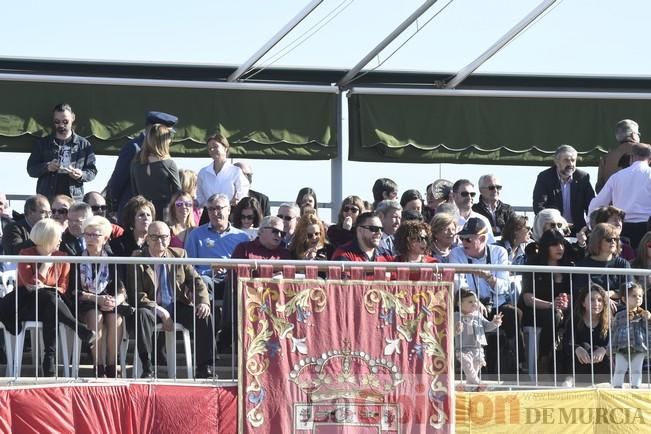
[
  {"xmin": 128, "ymin": 221, "xmax": 214, "ymax": 378},
  {"xmin": 234, "ymin": 162, "xmax": 270, "ymax": 216}
]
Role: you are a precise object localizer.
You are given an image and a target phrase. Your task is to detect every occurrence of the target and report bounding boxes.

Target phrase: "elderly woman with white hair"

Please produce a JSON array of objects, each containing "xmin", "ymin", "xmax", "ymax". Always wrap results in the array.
[
  {"xmin": 14, "ymin": 218, "xmax": 95, "ymax": 376},
  {"xmin": 526, "ymin": 208, "xmax": 587, "ymax": 265},
  {"xmin": 70, "ymin": 215, "xmax": 127, "ymax": 378}
]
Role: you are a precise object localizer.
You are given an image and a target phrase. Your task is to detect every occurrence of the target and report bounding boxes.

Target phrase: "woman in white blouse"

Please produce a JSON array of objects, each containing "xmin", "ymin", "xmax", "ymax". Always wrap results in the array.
[{"xmin": 196, "ymin": 134, "xmax": 249, "ymax": 207}]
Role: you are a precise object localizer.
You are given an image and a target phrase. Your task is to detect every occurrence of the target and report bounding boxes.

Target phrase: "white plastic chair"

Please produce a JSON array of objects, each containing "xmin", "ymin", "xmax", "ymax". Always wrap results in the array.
[
  {"xmin": 120, "ymin": 322, "xmax": 193, "ymax": 379},
  {"xmin": 13, "ymin": 321, "xmax": 77, "ymax": 377},
  {"xmin": 0, "ymin": 322, "xmax": 14, "ymax": 376}
]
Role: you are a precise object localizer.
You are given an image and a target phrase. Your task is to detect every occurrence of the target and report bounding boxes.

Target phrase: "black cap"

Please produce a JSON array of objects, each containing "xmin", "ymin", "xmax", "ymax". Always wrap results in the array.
[
  {"xmin": 145, "ymin": 111, "xmax": 178, "ymax": 128},
  {"xmin": 401, "ymin": 209, "xmax": 424, "ymax": 222},
  {"xmin": 457, "ymin": 217, "xmax": 488, "ymax": 237}
]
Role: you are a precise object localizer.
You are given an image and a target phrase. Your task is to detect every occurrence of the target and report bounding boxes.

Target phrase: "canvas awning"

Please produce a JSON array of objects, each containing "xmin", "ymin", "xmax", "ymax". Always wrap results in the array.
[
  {"xmin": 348, "ymin": 89, "xmax": 651, "ymax": 165},
  {"xmin": 0, "ymin": 78, "xmax": 337, "ymax": 159}
]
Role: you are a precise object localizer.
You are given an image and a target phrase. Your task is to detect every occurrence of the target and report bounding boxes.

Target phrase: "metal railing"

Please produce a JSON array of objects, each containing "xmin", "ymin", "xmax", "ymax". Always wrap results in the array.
[{"xmin": 0, "ymin": 255, "xmax": 648, "ymax": 391}]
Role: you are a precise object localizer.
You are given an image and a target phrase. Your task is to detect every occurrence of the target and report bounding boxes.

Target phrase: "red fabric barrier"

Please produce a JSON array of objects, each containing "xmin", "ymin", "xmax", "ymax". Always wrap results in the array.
[{"xmin": 0, "ymin": 384, "xmax": 237, "ymax": 434}]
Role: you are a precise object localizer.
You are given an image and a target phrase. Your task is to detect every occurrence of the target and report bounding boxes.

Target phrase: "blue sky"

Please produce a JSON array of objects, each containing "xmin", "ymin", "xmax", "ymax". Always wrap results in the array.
[{"xmin": 1, "ymin": 0, "xmax": 648, "ymax": 219}]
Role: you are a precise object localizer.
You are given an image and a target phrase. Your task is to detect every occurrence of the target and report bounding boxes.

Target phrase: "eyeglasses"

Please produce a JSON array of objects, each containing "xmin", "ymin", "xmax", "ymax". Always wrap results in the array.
[
  {"xmin": 360, "ymin": 225, "xmax": 382, "ymax": 233},
  {"xmin": 91, "ymin": 205, "xmax": 108, "ymax": 212},
  {"xmin": 486, "ymin": 185, "xmax": 503, "ymax": 191},
  {"xmin": 51, "ymin": 208, "xmax": 69, "ymax": 215},
  {"xmin": 343, "ymin": 206, "xmax": 360, "ymax": 213},
  {"xmin": 83, "ymin": 232, "xmax": 103, "ymax": 238},
  {"xmin": 306, "ymin": 232, "xmax": 320, "ymax": 239},
  {"xmin": 241, "ymin": 214, "xmax": 255, "ymax": 220},
  {"xmin": 148, "ymin": 234, "xmax": 170, "ymax": 242},
  {"xmin": 277, "ymin": 214, "xmax": 294, "ymax": 221},
  {"xmin": 207, "ymin": 205, "xmax": 228, "ymax": 213},
  {"xmin": 264, "ymin": 227, "xmax": 286, "ymax": 237},
  {"xmin": 604, "ymin": 237, "xmax": 620, "ymax": 243},
  {"xmin": 175, "ymin": 200, "xmax": 193, "ymax": 208},
  {"xmin": 459, "ymin": 191, "xmax": 476, "ymax": 198}
]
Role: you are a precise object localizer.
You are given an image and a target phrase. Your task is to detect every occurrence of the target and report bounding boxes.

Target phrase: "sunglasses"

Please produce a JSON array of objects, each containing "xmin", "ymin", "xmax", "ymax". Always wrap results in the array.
[
  {"xmin": 459, "ymin": 191, "xmax": 476, "ymax": 198},
  {"xmin": 277, "ymin": 214, "xmax": 294, "ymax": 221},
  {"xmin": 265, "ymin": 227, "xmax": 286, "ymax": 237},
  {"xmin": 460, "ymin": 237, "xmax": 475, "ymax": 243},
  {"xmin": 241, "ymin": 214, "xmax": 255, "ymax": 220},
  {"xmin": 360, "ymin": 225, "xmax": 382, "ymax": 233},
  {"xmin": 306, "ymin": 232, "xmax": 320, "ymax": 239},
  {"xmin": 343, "ymin": 206, "xmax": 360, "ymax": 213},
  {"xmin": 486, "ymin": 185, "xmax": 502, "ymax": 191},
  {"xmin": 604, "ymin": 237, "xmax": 620, "ymax": 243},
  {"xmin": 91, "ymin": 205, "xmax": 108, "ymax": 212},
  {"xmin": 175, "ymin": 200, "xmax": 193, "ymax": 208},
  {"xmin": 51, "ymin": 208, "xmax": 69, "ymax": 215}
]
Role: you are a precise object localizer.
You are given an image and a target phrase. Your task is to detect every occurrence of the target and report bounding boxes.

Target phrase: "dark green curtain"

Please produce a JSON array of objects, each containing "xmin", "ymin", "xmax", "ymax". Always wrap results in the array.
[
  {"xmin": 349, "ymin": 93, "xmax": 651, "ymax": 165},
  {"xmin": 0, "ymin": 80, "xmax": 337, "ymax": 159}
]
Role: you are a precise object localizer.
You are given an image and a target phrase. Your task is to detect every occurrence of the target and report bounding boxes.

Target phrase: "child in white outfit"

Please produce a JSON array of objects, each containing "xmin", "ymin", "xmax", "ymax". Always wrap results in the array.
[{"xmin": 455, "ymin": 288, "xmax": 503, "ymax": 385}]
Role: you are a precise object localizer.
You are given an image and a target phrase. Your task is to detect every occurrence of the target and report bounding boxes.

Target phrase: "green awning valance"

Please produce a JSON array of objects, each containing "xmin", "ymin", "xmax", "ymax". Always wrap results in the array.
[
  {"xmin": 348, "ymin": 93, "xmax": 651, "ymax": 165},
  {"xmin": 0, "ymin": 80, "xmax": 337, "ymax": 159}
]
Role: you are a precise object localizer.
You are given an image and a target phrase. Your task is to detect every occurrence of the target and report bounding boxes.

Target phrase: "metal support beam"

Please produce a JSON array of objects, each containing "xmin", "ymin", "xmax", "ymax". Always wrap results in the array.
[
  {"xmin": 330, "ymin": 92, "xmax": 347, "ymax": 217},
  {"xmin": 228, "ymin": 0, "xmax": 323, "ymax": 82},
  {"xmin": 444, "ymin": 0, "xmax": 558, "ymax": 89},
  {"xmin": 337, "ymin": 0, "xmax": 439, "ymax": 87}
]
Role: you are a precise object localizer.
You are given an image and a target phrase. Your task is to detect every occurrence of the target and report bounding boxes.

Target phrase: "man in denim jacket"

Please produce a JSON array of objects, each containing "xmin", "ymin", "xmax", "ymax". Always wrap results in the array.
[{"xmin": 27, "ymin": 103, "xmax": 97, "ymax": 201}]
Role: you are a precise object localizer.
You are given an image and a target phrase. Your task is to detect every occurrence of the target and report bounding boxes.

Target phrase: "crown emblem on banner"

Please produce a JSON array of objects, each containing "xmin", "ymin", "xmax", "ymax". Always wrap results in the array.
[{"xmin": 288, "ymin": 347, "xmax": 403, "ymax": 402}]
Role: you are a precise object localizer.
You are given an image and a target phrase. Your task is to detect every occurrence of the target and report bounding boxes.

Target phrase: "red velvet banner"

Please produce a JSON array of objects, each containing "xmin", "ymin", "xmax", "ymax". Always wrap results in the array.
[
  {"xmin": 239, "ymin": 266, "xmax": 455, "ymax": 433},
  {"xmin": 0, "ymin": 383, "xmax": 237, "ymax": 434}
]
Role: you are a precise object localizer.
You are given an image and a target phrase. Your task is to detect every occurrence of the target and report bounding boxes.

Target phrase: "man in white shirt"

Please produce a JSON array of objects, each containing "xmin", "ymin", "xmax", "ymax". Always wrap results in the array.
[{"xmin": 589, "ymin": 142, "xmax": 651, "ymax": 248}]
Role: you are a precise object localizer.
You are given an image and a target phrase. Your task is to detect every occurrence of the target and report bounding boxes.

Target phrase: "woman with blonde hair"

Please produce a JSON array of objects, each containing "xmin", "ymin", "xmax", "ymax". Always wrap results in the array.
[
  {"xmin": 179, "ymin": 168, "xmax": 203, "ymax": 225},
  {"xmin": 430, "ymin": 212, "xmax": 458, "ymax": 262},
  {"xmin": 70, "ymin": 215, "xmax": 127, "ymax": 377},
  {"xmin": 166, "ymin": 191, "xmax": 197, "ymax": 248},
  {"xmin": 130, "ymin": 124, "xmax": 181, "ymax": 220},
  {"xmin": 13, "ymin": 218, "xmax": 95, "ymax": 376},
  {"xmin": 291, "ymin": 212, "xmax": 333, "ymax": 260}
]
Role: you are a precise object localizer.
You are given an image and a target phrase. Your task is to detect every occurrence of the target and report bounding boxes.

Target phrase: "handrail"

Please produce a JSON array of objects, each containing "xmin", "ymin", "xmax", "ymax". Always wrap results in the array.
[{"xmin": 3, "ymin": 254, "xmax": 650, "ymax": 276}]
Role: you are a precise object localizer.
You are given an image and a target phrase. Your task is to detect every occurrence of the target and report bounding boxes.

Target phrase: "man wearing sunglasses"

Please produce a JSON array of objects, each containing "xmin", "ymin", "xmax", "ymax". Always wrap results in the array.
[
  {"xmin": 331, "ymin": 212, "xmax": 391, "ymax": 262},
  {"xmin": 277, "ymin": 203, "xmax": 299, "ymax": 248},
  {"xmin": 532, "ymin": 144, "xmax": 595, "ymax": 235},
  {"xmin": 472, "ymin": 174, "xmax": 516, "ymax": 237},
  {"xmin": 452, "ymin": 179, "xmax": 495, "ymax": 244},
  {"xmin": 83, "ymin": 191, "xmax": 124, "ymax": 240},
  {"xmin": 449, "ymin": 217, "xmax": 520, "ymax": 374},
  {"xmin": 27, "ymin": 103, "xmax": 97, "ymax": 202},
  {"xmin": 232, "ymin": 216, "xmax": 290, "ymax": 262}
]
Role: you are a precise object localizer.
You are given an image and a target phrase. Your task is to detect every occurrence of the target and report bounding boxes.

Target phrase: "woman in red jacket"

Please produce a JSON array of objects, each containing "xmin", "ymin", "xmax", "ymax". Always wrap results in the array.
[{"xmin": 16, "ymin": 218, "xmax": 95, "ymax": 376}]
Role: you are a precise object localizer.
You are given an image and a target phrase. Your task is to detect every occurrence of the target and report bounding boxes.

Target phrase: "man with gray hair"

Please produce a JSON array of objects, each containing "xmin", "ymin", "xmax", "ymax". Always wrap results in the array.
[
  {"xmin": 589, "ymin": 143, "xmax": 651, "ymax": 248},
  {"xmin": 596, "ymin": 119, "xmax": 641, "ymax": 192},
  {"xmin": 375, "ymin": 199, "xmax": 402, "ymax": 255},
  {"xmin": 472, "ymin": 174, "xmax": 516, "ymax": 236},
  {"xmin": 277, "ymin": 202, "xmax": 299, "ymax": 247},
  {"xmin": 532, "ymin": 144, "xmax": 595, "ymax": 235},
  {"xmin": 60, "ymin": 202, "xmax": 94, "ymax": 256}
]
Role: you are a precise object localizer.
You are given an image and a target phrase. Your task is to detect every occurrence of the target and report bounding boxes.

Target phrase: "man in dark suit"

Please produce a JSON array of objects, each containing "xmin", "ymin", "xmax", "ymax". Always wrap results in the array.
[
  {"xmin": 532, "ymin": 144, "xmax": 595, "ymax": 235},
  {"xmin": 2, "ymin": 194, "xmax": 50, "ymax": 255},
  {"xmin": 59, "ymin": 203, "xmax": 93, "ymax": 256},
  {"xmin": 234, "ymin": 162, "xmax": 270, "ymax": 216}
]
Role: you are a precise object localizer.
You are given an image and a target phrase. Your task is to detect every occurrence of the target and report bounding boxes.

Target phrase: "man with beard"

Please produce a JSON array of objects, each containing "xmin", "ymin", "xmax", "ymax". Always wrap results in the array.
[
  {"xmin": 331, "ymin": 212, "xmax": 391, "ymax": 262},
  {"xmin": 27, "ymin": 103, "xmax": 97, "ymax": 201},
  {"xmin": 532, "ymin": 145, "xmax": 595, "ymax": 235}
]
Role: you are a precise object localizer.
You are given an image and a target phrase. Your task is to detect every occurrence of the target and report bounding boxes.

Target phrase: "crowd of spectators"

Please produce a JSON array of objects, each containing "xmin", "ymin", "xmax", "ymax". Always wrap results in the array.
[{"xmin": 1, "ymin": 105, "xmax": 650, "ymax": 387}]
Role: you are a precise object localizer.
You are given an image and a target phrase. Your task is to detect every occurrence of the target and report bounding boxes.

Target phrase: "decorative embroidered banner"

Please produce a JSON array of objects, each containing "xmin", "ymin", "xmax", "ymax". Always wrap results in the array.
[{"xmin": 238, "ymin": 266, "xmax": 455, "ymax": 433}]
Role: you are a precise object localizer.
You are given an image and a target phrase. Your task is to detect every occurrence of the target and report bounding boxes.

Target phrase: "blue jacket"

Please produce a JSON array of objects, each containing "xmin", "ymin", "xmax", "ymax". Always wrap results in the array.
[{"xmin": 107, "ymin": 133, "xmax": 144, "ymax": 223}]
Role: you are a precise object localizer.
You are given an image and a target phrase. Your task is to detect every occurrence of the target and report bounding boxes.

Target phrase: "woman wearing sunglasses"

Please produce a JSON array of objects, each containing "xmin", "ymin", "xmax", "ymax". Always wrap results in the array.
[
  {"xmin": 327, "ymin": 195, "xmax": 366, "ymax": 249},
  {"xmin": 231, "ymin": 196, "xmax": 263, "ymax": 241},
  {"xmin": 166, "ymin": 191, "xmax": 197, "ymax": 248},
  {"xmin": 392, "ymin": 220, "xmax": 436, "ymax": 265},
  {"xmin": 574, "ymin": 223, "xmax": 631, "ymax": 301},
  {"xmin": 290, "ymin": 211, "xmax": 333, "ymax": 260}
]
